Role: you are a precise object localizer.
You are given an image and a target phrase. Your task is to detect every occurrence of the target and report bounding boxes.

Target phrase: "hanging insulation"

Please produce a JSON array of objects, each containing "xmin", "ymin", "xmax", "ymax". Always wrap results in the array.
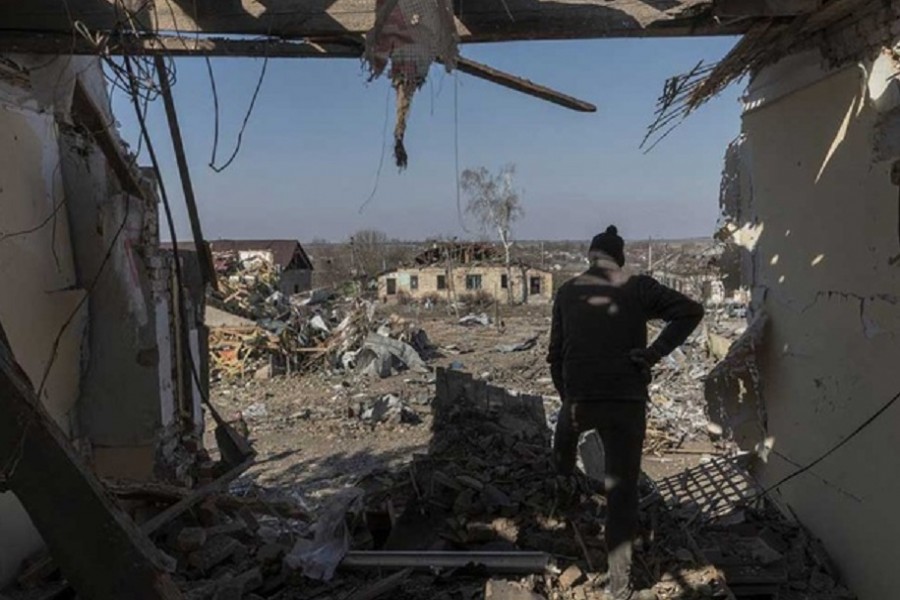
[{"xmin": 364, "ymin": 0, "xmax": 458, "ymax": 169}]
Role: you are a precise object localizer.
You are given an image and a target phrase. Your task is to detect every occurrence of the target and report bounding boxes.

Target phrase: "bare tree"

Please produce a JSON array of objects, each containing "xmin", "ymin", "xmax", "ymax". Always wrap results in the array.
[
  {"xmin": 461, "ymin": 164, "xmax": 524, "ymax": 302},
  {"xmin": 350, "ymin": 229, "xmax": 389, "ymax": 279}
]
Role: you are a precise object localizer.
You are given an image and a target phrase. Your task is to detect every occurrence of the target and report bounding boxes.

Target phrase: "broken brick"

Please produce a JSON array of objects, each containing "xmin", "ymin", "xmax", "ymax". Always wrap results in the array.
[
  {"xmin": 484, "ymin": 579, "xmax": 545, "ymax": 600},
  {"xmin": 558, "ymin": 564, "xmax": 584, "ymax": 590}
]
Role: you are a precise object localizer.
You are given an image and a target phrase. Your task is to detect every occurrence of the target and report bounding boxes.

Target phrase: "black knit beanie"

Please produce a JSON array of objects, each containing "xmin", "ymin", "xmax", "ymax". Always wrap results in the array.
[{"xmin": 589, "ymin": 225, "xmax": 625, "ymax": 267}]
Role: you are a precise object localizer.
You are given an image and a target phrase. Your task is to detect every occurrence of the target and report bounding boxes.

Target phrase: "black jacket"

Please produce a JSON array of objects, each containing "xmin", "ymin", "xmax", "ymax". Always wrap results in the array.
[{"xmin": 548, "ymin": 258, "xmax": 704, "ymax": 401}]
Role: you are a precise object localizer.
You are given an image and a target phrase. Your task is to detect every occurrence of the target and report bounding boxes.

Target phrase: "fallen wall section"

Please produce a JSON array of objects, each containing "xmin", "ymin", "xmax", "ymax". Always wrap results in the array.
[{"xmin": 434, "ymin": 368, "xmax": 548, "ymax": 442}]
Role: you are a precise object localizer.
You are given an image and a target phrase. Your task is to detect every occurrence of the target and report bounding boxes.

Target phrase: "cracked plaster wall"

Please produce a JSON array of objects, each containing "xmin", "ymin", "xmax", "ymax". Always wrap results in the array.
[
  {"xmin": 0, "ymin": 64, "xmax": 89, "ymax": 588},
  {"xmin": 0, "ymin": 56, "xmax": 185, "ymax": 586},
  {"xmin": 718, "ymin": 49, "xmax": 900, "ymax": 600}
]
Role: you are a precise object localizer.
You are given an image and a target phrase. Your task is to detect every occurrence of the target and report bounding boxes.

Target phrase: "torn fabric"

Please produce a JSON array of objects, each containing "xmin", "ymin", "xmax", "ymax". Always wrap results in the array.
[{"xmin": 365, "ymin": 0, "xmax": 458, "ymax": 169}]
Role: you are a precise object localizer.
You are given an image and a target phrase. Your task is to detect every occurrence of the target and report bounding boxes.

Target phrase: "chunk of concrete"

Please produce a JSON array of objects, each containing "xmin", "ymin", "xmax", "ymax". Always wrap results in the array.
[
  {"xmin": 558, "ymin": 564, "xmax": 584, "ymax": 590},
  {"xmin": 484, "ymin": 579, "xmax": 545, "ymax": 600}
]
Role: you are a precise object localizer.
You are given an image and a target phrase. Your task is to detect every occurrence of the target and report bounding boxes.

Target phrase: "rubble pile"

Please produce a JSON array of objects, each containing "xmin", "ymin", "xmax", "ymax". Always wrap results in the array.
[
  {"xmin": 5, "ymin": 368, "xmax": 856, "ymax": 600},
  {"xmin": 130, "ymin": 486, "xmax": 324, "ymax": 600},
  {"xmin": 212, "ymin": 251, "xmax": 284, "ymax": 321},
  {"xmin": 343, "ymin": 369, "xmax": 854, "ymax": 600},
  {"xmin": 644, "ymin": 320, "xmax": 744, "ymax": 454},
  {"xmin": 359, "ymin": 371, "xmax": 593, "ymax": 552},
  {"xmin": 208, "ymin": 298, "xmax": 376, "ymax": 381},
  {"xmin": 346, "ymin": 369, "xmax": 727, "ymax": 600},
  {"xmin": 208, "ymin": 263, "xmax": 437, "ymax": 383},
  {"xmin": 679, "ymin": 503, "xmax": 856, "ymax": 600}
]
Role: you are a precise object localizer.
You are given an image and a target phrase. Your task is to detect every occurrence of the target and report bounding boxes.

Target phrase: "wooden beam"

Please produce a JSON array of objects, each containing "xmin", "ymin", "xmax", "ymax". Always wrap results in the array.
[
  {"xmin": 0, "ymin": 330, "xmax": 184, "ymax": 600},
  {"xmin": 454, "ymin": 56, "xmax": 596, "ymax": 112},
  {"xmin": 0, "ymin": 0, "xmax": 743, "ymax": 43},
  {"xmin": 154, "ymin": 55, "xmax": 218, "ymax": 290},
  {"xmin": 140, "ymin": 457, "xmax": 254, "ymax": 535},
  {"xmin": 713, "ymin": 0, "xmax": 822, "ymax": 18}
]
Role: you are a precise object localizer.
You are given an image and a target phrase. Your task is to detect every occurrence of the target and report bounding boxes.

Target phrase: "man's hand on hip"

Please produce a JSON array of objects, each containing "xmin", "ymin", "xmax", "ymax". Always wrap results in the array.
[{"xmin": 629, "ymin": 347, "xmax": 662, "ymax": 384}]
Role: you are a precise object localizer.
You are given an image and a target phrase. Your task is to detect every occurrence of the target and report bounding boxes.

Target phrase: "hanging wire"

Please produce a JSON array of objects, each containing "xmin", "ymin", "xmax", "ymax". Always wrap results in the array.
[
  {"xmin": 750, "ymin": 388, "xmax": 900, "ymax": 502},
  {"xmin": 204, "ymin": 56, "xmax": 222, "ymax": 169},
  {"xmin": 359, "ymin": 83, "xmax": 393, "ymax": 214},
  {"xmin": 207, "ymin": 42, "xmax": 271, "ymax": 173}
]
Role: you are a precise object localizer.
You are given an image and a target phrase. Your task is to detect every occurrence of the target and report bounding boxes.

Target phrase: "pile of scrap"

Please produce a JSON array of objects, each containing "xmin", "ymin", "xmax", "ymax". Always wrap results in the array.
[
  {"xmin": 644, "ymin": 320, "xmax": 746, "ymax": 454},
  {"xmin": 206, "ymin": 248, "xmax": 441, "ymax": 382},
  {"xmin": 208, "ymin": 298, "xmax": 373, "ymax": 381},
  {"xmin": 340, "ymin": 370, "xmax": 854, "ymax": 600},
  {"xmin": 5, "ymin": 368, "xmax": 856, "ymax": 600},
  {"xmin": 209, "ymin": 326, "xmax": 280, "ymax": 380},
  {"xmin": 652, "ymin": 455, "xmax": 856, "ymax": 600},
  {"xmin": 212, "ymin": 251, "xmax": 283, "ymax": 320},
  {"xmin": 343, "ymin": 369, "xmax": 721, "ymax": 599},
  {"xmin": 208, "ymin": 290, "xmax": 436, "ymax": 383}
]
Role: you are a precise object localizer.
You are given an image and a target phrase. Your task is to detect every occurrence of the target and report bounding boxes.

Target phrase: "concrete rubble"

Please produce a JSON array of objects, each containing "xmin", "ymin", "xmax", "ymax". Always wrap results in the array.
[
  {"xmin": 4, "ymin": 347, "xmax": 854, "ymax": 600},
  {"xmin": 642, "ymin": 318, "xmax": 746, "ymax": 455}
]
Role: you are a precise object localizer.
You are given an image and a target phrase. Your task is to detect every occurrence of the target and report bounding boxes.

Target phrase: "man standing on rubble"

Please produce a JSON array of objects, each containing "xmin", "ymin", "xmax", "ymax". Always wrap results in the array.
[{"xmin": 548, "ymin": 225, "xmax": 704, "ymax": 600}]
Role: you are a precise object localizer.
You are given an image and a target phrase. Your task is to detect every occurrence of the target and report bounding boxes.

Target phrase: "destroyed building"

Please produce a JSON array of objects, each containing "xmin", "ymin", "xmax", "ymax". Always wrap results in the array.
[
  {"xmin": 378, "ymin": 265, "xmax": 554, "ymax": 306},
  {"xmin": 163, "ymin": 239, "xmax": 315, "ymax": 296},
  {"xmin": 0, "ymin": 55, "xmax": 206, "ymax": 590},
  {"xmin": 0, "ymin": 1, "xmax": 899, "ymax": 599},
  {"xmin": 379, "ymin": 242, "xmax": 554, "ymax": 305}
]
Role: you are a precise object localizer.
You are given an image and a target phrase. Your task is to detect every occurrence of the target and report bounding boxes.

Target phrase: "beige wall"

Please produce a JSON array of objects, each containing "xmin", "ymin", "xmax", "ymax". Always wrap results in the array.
[
  {"xmin": 0, "ymin": 83, "xmax": 86, "ymax": 585},
  {"xmin": 377, "ymin": 265, "xmax": 553, "ymax": 305},
  {"xmin": 724, "ymin": 52, "xmax": 900, "ymax": 600},
  {"xmin": 0, "ymin": 55, "xmax": 187, "ymax": 585}
]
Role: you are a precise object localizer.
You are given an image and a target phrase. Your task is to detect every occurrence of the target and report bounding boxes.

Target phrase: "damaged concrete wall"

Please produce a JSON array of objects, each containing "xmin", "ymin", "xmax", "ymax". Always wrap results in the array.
[
  {"xmin": 58, "ymin": 137, "xmax": 167, "ymax": 479},
  {"xmin": 0, "ymin": 59, "xmax": 89, "ymax": 586},
  {"xmin": 0, "ymin": 55, "xmax": 197, "ymax": 586},
  {"xmin": 715, "ymin": 49, "xmax": 900, "ymax": 600}
]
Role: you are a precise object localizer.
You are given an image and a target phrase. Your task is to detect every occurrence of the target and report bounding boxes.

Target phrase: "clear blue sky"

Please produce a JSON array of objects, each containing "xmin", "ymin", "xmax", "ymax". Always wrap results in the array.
[{"xmin": 112, "ymin": 37, "xmax": 742, "ymax": 243}]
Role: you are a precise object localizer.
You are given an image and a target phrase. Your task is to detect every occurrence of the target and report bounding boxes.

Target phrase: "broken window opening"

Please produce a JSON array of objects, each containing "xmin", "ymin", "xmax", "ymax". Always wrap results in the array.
[
  {"xmin": 410, "ymin": 275, "xmax": 419, "ymax": 291},
  {"xmin": 466, "ymin": 274, "xmax": 482, "ymax": 290},
  {"xmin": 386, "ymin": 278, "xmax": 397, "ymax": 295},
  {"xmin": 501, "ymin": 274, "xmax": 509, "ymax": 289},
  {"xmin": 530, "ymin": 277, "xmax": 542, "ymax": 295},
  {"xmin": 437, "ymin": 274, "xmax": 447, "ymax": 290}
]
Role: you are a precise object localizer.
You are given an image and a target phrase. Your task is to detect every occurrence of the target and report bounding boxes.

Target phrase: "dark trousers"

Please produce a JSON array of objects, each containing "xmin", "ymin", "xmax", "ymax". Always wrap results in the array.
[{"xmin": 553, "ymin": 400, "xmax": 646, "ymax": 599}]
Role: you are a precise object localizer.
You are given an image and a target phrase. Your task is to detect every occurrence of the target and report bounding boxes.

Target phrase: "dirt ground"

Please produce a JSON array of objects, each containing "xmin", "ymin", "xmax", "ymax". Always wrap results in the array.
[{"xmin": 208, "ymin": 304, "xmax": 718, "ymax": 510}]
